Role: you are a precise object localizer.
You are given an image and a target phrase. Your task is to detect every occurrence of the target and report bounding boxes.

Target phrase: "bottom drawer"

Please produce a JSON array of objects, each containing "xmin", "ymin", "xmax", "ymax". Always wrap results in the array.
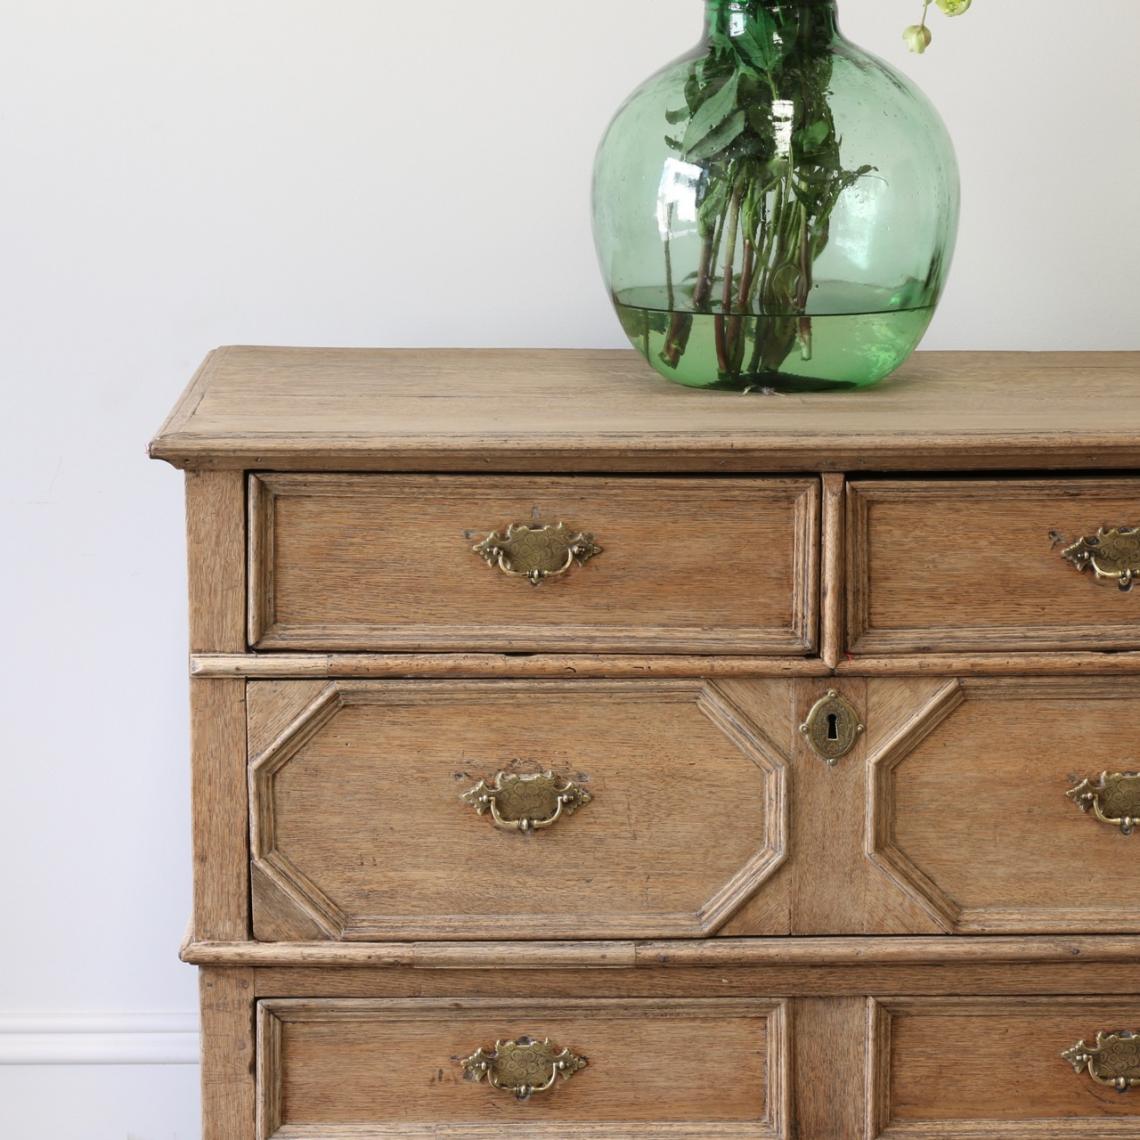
[
  {"xmin": 257, "ymin": 997, "xmax": 788, "ymax": 1138},
  {"xmin": 869, "ymin": 997, "xmax": 1140, "ymax": 1138}
]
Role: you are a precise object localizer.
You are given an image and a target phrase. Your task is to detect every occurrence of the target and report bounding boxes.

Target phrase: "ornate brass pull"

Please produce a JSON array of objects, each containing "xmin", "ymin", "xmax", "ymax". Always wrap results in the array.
[
  {"xmin": 1068, "ymin": 771, "xmax": 1140, "ymax": 836},
  {"xmin": 461, "ymin": 770, "xmax": 592, "ymax": 833},
  {"xmin": 1063, "ymin": 1031, "xmax": 1140, "ymax": 1092},
  {"xmin": 473, "ymin": 522, "xmax": 602, "ymax": 585},
  {"xmin": 1061, "ymin": 527, "xmax": 1140, "ymax": 591},
  {"xmin": 461, "ymin": 1036, "xmax": 587, "ymax": 1101}
]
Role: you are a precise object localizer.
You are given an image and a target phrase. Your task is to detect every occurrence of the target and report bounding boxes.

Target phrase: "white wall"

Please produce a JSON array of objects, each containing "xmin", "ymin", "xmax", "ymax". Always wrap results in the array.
[{"xmin": 2, "ymin": 2, "xmax": 1137, "ymax": 1136}]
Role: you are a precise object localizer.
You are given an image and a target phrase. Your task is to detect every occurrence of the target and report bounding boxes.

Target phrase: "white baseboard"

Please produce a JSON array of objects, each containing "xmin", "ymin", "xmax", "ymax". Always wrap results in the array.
[{"xmin": 0, "ymin": 1013, "xmax": 200, "ymax": 1065}]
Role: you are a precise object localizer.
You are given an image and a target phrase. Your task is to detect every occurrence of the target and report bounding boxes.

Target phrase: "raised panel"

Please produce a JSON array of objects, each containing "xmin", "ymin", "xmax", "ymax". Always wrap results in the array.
[
  {"xmin": 257, "ymin": 997, "xmax": 789, "ymax": 1138},
  {"xmin": 867, "ymin": 677, "xmax": 1140, "ymax": 933},
  {"xmin": 249, "ymin": 680, "xmax": 789, "ymax": 941},
  {"xmin": 868, "ymin": 997, "xmax": 1140, "ymax": 1137},
  {"xmin": 848, "ymin": 479, "xmax": 1140, "ymax": 654},
  {"xmin": 248, "ymin": 474, "xmax": 819, "ymax": 655}
]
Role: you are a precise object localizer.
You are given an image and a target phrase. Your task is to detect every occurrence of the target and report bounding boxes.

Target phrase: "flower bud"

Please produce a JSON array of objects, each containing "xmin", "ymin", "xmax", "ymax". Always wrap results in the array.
[
  {"xmin": 936, "ymin": 0, "xmax": 972, "ymax": 14},
  {"xmin": 903, "ymin": 24, "xmax": 933, "ymax": 53}
]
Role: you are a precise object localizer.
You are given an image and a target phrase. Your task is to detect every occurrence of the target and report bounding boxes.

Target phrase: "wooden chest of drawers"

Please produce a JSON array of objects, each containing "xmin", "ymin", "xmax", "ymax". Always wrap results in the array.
[{"xmin": 152, "ymin": 348, "xmax": 1140, "ymax": 1138}]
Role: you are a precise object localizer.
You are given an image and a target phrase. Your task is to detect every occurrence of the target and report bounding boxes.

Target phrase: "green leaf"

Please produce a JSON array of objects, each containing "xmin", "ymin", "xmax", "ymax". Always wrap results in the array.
[
  {"xmin": 730, "ymin": 13, "xmax": 783, "ymax": 72},
  {"xmin": 665, "ymin": 105, "xmax": 689, "ymax": 126},
  {"xmin": 686, "ymin": 107, "xmax": 748, "ymax": 164},
  {"xmin": 681, "ymin": 72, "xmax": 742, "ymax": 157}
]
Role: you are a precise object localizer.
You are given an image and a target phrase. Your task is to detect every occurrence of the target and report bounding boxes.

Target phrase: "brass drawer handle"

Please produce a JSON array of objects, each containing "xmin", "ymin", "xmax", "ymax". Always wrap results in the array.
[
  {"xmin": 473, "ymin": 522, "xmax": 602, "ymax": 585},
  {"xmin": 461, "ymin": 1036, "xmax": 587, "ymax": 1101},
  {"xmin": 1062, "ymin": 527, "xmax": 1140, "ymax": 591},
  {"xmin": 1068, "ymin": 771, "xmax": 1140, "ymax": 836},
  {"xmin": 461, "ymin": 770, "xmax": 592, "ymax": 833},
  {"xmin": 1063, "ymin": 1031, "xmax": 1140, "ymax": 1092}
]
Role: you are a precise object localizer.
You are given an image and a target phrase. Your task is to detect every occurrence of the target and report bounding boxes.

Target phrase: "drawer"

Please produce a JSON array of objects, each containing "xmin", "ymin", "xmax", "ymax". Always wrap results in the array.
[
  {"xmin": 847, "ymin": 478, "xmax": 1140, "ymax": 654},
  {"xmin": 256, "ymin": 997, "xmax": 788, "ymax": 1138},
  {"xmin": 869, "ymin": 997, "xmax": 1140, "ymax": 1137},
  {"xmin": 248, "ymin": 474, "xmax": 819, "ymax": 655},
  {"xmin": 248, "ymin": 679, "xmax": 789, "ymax": 941},
  {"xmin": 866, "ymin": 677, "xmax": 1140, "ymax": 934}
]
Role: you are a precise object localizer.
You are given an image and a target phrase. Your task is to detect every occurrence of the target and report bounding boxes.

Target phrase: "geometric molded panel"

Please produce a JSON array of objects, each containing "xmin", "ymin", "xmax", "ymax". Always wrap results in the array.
[
  {"xmin": 868, "ymin": 677, "xmax": 1140, "ymax": 934},
  {"xmin": 250, "ymin": 679, "xmax": 789, "ymax": 941}
]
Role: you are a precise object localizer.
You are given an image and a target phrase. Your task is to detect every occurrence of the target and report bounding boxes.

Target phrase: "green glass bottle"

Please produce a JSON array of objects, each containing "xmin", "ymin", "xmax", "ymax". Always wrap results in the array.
[{"xmin": 592, "ymin": 0, "xmax": 960, "ymax": 391}]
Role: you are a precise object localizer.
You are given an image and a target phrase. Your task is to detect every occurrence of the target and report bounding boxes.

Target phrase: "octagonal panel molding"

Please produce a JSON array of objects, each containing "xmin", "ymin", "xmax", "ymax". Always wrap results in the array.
[
  {"xmin": 865, "ymin": 680, "xmax": 966, "ymax": 932},
  {"xmin": 249, "ymin": 679, "xmax": 790, "ymax": 942},
  {"xmin": 867, "ymin": 676, "xmax": 1140, "ymax": 935}
]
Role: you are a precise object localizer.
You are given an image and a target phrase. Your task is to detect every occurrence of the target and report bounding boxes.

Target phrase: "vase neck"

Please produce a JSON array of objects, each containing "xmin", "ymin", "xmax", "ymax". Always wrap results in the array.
[{"xmin": 703, "ymin": 1, "xmax": 840, "ymax": 47}]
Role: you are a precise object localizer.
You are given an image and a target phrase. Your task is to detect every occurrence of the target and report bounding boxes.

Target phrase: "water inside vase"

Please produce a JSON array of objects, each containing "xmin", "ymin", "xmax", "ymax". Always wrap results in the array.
[{"xmin": 614, "ymin": 280, "xmax": 934, "ymax": 392}]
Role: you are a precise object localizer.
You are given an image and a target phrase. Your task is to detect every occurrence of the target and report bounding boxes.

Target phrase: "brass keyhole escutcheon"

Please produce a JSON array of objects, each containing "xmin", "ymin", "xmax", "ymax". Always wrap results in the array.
[{"xmin": 800, "ymin": 690, "xmax": 864, "ymax": 766}]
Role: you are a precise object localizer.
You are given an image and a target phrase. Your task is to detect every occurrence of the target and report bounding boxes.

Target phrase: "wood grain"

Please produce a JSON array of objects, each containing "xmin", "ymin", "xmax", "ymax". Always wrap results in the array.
[
  {"xmin": 867, "ymin": 676, "xmax": 1140, "ymax": 933},
  {"xmin": 181, "ymin": 935, "xmax": 1140, "ymax": 970},
  {"xmin": 868, "ymin": 997, "xmax": 1140, "ymax": 1137},
  {"xmin": 793, "ymin": 998, "xmax": 865, "ymax": 1139},
  {"xmin": 192, "ymin": 677, "xmax": 249, "ymax": 941},
  {"xmin": 148, "ymin": 348, "xmax": 1140, "ymax": 474},
  {"xmin": 256, "ymin": 997, "xmax": 787, "ymax": 1137},
  {"xmin": 192, "ymin": 653, "xmax": 832, "ymax": 679},
  {"xmin": 848, "ymin": 478, "xmax": 1140, "ymax": 655},
  {"xmin": 200, "ymin": 968, "xmax": 256, "ymax": 1140},
  {"xmin": 186, "ymin": 470, "xmax": 245, "ymax": 654},
  {"xmin": 247, "ymin": 680, "xmax": 789, "ymax": 941},
  {"xmin": 820, "ymin": 473, "xmax": 845, "ymax": 670},
  {"xmin": 247, "ymin": 473, "xmax": 819, "ymax": 656},
  {"xmin": 250, "ymin": 962, "xmax": 1140, "ymax": 1002}
]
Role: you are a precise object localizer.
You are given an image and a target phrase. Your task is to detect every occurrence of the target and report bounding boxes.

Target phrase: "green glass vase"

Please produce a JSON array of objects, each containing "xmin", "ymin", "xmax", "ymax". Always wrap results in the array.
[{"xmin": 592, "ymin": 0, "xmax": 960, "ymax": 391}]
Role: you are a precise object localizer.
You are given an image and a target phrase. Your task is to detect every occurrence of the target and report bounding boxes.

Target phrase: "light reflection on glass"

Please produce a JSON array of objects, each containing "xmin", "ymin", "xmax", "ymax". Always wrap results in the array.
[
  {"xmin": 656, "ymin": 157, "xmax": 703, "ymax": 238},
  {"xmin": 773, "ymin": 98, "xmax": 795, "ymax": 157}
]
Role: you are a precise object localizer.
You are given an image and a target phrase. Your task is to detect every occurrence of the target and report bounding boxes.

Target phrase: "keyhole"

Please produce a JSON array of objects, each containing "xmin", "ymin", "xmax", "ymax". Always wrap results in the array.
[{"xmin": 826, "ymin": 712, "xmax": 839, "ymax": 741}]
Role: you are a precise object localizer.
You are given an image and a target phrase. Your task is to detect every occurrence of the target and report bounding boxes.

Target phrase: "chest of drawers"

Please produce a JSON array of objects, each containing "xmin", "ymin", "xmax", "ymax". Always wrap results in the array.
[{"xmin": 152, "ymin": 347, "xmax": 1140, "ymax": 1138}]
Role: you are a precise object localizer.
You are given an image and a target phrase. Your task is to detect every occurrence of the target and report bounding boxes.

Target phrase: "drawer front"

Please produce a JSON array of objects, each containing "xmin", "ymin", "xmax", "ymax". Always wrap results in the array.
[
  {"xmin": 867, "ymin": 677, "xmax": 1140, "ymax": 934},
  {"xmin": 256, "ymin": 997, "xmax": 788, "ymax": 1138},
  {"xmin": 249, "ymin": 474, "xmax": 819, "ymax": 655},
  {"xmin": 869, "ymin": 997, "xmax": 1140, "ymax": 1137},
  {"xmin": 848, "ymin": 478, "xmax": 1140, "ymax": 654},
  {"xmin": 249, "ymin": 680, "xmax": 789, "ymax": 941}
]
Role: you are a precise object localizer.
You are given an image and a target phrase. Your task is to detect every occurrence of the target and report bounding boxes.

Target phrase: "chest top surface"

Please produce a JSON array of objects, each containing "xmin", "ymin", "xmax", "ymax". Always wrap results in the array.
[{"xmin": 149, "ymin": 347, "xmax": 1140, "ymax": 473}]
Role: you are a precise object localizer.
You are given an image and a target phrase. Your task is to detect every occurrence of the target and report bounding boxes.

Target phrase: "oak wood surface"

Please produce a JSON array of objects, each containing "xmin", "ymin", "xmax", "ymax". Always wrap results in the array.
[
  {"xmin": 820, "ymin": 473, "xmax": 845, "ymax": 670},
  {"xmin": 149, "ymin": 348, "xmax": 1140, "ymax": 473},
  {"xmin": 257, "ymin": 997, "xmax": 786, "ymax": 1137},
  {"xmin": 186, "ymin": 470, "xmax": 246, "ymax": 654},
  {"xmin": 250, "ymin": 963, "xmax": 1140, "ymax": 1001},
  {"xmin": 181, "ymin": 935, "xmax": 1140, "ymax": 970},
  {"xmin": 194, "ymin": 653, "xmax": 833, "ymax": 679},
  {"xmin": 848, "ymin": 478, "xmax": 1140, "ymax": 655},
  {"xmin": 247, "ymin": 680, "xmax": 789, "ymax": 941},
  {"xmin": 200, "ymin": 968, "xmax": 256, "ymax": 1140},
  {"xmin": 192, "ymin": 678, "xmax": 249, "ymax": 941},
  {"xmin": 866, "ymin": 676, "xmax": 1140, "ymax": 934},
  {"xmin": 248, "ymin": 473, "xmax": 818, "ymax": 656},
  {"xmin": 868, "ymin": 997, "xmax": 1140, "ymax": 1137}
]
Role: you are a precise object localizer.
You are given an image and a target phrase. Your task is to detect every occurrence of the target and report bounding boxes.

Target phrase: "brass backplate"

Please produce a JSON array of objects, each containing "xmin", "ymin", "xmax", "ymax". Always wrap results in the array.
[
  {"xmin": 461, "ymin": 770, "xmax": 592, "ymax": 833},
  {"xmin": 1062, "ymin": 526, "xmax": 1140, "ymax": 591},
  {"xmin": 473, "ymin": 522, "xmax": 602, "ymax": 585},
  {"xmin": 461, "ymin": 1036, "xmax": 587, "ymax": 1101},
  {"xmin": 1068, "ymin": 771, "xmax": 1140, "ymax": 835},
  {"xmin": 800, "ymin": 690, "xmax": 864, "ymax": 766},
  {"xmin": 1063, "ymin": 1031, "xmax": 1140, "ymax": 1092}
]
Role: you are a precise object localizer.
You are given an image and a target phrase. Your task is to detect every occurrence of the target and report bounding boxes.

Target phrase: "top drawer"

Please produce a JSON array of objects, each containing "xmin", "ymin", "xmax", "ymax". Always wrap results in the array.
[
  {"xmin": 848, "ymin": 478, "xmax": 1140, "ymax": 654},
  {"xmin": 248, "ymin": 474, "xmax": 819, "ymax": 655}
]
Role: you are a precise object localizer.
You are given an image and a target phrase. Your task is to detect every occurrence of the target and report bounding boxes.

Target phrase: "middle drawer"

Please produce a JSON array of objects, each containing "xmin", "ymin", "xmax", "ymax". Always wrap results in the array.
[{"xmin": 249, "ymin": 677, "xmax": 1140, "ymax": 942}]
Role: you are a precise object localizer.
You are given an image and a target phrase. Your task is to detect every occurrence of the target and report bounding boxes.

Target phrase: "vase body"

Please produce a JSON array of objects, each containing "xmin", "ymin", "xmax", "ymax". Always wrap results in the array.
[{"xmin": 592, "ymin": 0, "xmax": 960, "ymax": 391}]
